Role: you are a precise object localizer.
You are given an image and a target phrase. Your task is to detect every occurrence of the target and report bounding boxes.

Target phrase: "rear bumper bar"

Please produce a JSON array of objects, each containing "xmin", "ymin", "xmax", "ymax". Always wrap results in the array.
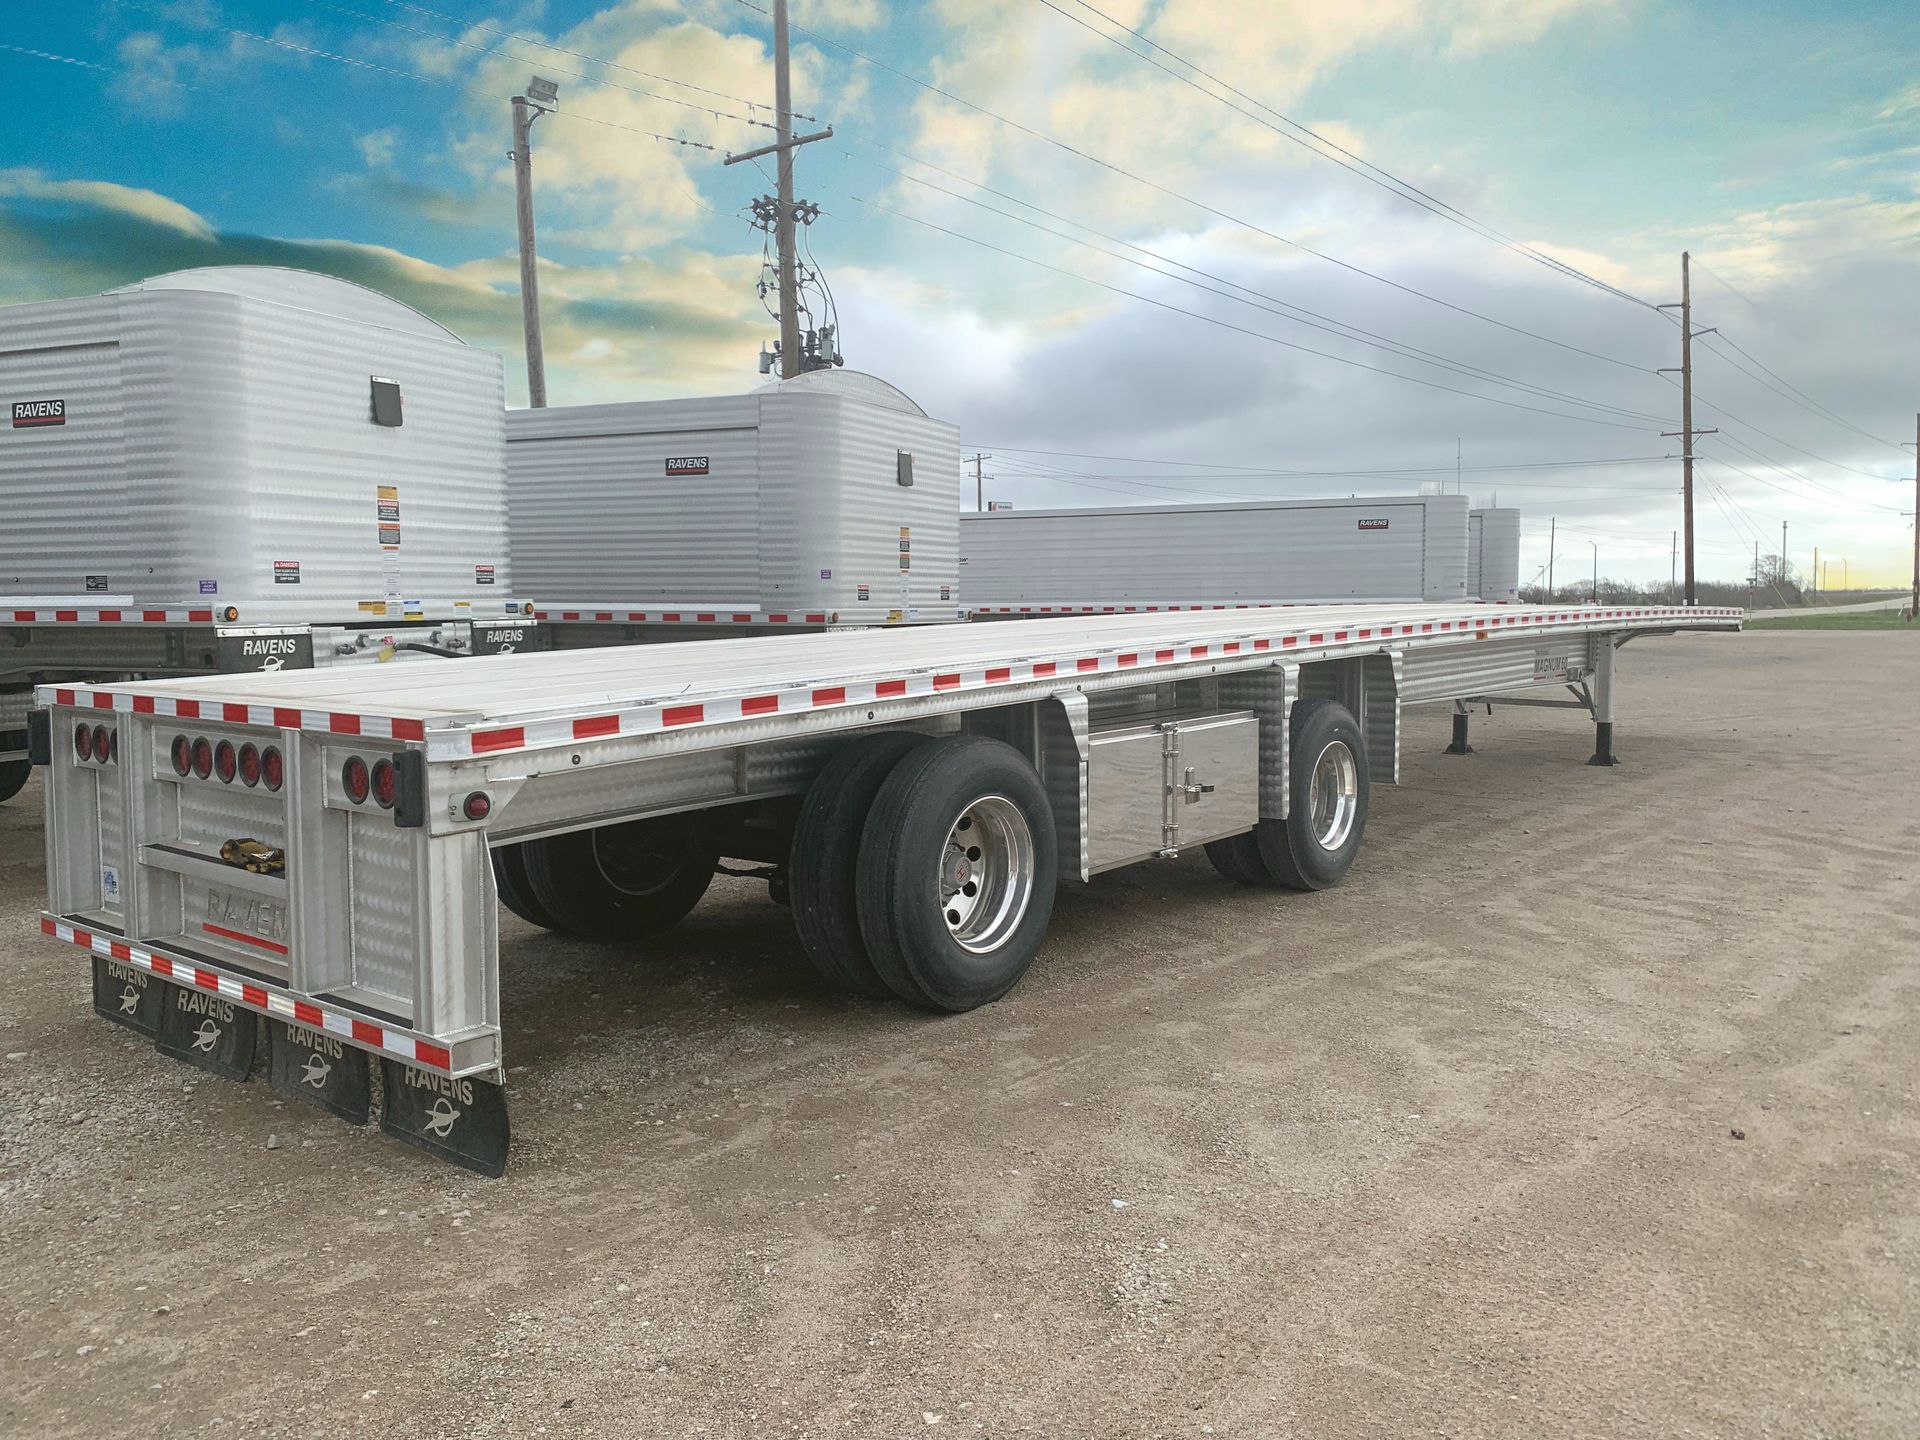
[{"xmin": 38, "ymin": 915, "xmax": 499, "ymax": 1078}]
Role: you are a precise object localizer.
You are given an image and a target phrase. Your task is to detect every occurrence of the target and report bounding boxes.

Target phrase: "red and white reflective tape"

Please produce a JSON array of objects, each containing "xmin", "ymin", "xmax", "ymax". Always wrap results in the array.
[
  {"xmin": 34, "ymin": 686, "xmax": 427, "ymax": 742},
  {"xmin": 10, "ymin": 606, "xmax": 217, "ymax": 624},
  {"xmin": 439, "ymin": 607, "xmax": 1741, "ymax": 762},
  {"xmin": 970, "ymin": 602, "xmax": 1296, "ymax": 615},
  {"xmin": 36, "ymin": 606, "xmax": 1741, "ymax": 762},
  {"xmin": 534, "ymin": 608, "xmax": 831, "ymax": 626},
  {"xmin": 41, "ymin": 917, "xmax": 453, "ymax": 1071}
]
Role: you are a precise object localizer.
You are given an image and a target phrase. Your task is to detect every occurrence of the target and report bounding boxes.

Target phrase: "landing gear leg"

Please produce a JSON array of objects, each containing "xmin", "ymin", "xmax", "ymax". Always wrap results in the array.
[
  {"xmin": 1587, "ymin": 636, "xmax": 1620, "ymax": 767},
  {"xmin": 1445, "ymin": 702, "xmax": 1474, "ymax": 756}
]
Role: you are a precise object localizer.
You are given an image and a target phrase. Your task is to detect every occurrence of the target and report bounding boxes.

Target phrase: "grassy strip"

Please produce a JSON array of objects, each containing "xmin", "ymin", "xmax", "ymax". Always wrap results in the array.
[{"xmin": 1747, "ymin": 610, "xmax": 1917, "ymax": 631}]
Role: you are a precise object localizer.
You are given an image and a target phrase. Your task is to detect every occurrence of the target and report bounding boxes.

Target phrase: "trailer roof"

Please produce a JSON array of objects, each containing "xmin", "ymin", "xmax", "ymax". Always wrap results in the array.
[{"xmin": 44, "ymin": 604, "xmax": 1741, "ymax": 758}]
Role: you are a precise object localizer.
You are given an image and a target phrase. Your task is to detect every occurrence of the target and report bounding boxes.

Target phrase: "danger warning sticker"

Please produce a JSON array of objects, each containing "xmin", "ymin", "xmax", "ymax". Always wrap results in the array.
[
  {"xmin": 475, "ymin": 565, "xmax": 496, "ymax": 585},
  {"xmin": 273, "ymin": 560, "xmax": 301, "ymax": 584}
]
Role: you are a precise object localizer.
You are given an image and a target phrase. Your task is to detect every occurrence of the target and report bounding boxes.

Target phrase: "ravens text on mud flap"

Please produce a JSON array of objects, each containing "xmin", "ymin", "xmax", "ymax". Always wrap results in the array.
[
  {"xmin": 92, "ymin": 956, "xmax": 167, "ymax": 1037},
  {"xmin": 470, "ymin": 618, "xmax": 548, "ymax": 657},
  {"xmin": 154, "ymin": 984, "xmax": 259, "ymax": 1082},
  {"xmin": 267, "ymin": 1020, "xmax": 373, "ymax": 1126},
  {"xmin": 379, "ymin": 1060, "xmax": 509, "ymax": 1178},
  {"xmin": 214, "ymin": 628, "xmax": 316, "ymax": 674}
]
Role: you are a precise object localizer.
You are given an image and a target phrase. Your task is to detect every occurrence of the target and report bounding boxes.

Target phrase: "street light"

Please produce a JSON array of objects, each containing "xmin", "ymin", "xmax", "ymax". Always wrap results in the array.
[
  {"xmin": 511, "ymin": 77, "xmax": 559, "ymax": 406},
  {"xmin": 1590, "ymin": 541, "xmax": 1598, "ymax": 604}
]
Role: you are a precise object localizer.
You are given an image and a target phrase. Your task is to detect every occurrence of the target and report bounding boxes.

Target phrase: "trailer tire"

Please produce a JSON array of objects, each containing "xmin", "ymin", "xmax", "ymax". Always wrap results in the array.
[
  {"xmin": 789, "ymin": 730, "xmax": 930, "ymax": 997},
  {"xmin": 492, "ymin": 844, "xmax": 562, "ymax": 931},
  {"xmin": 1205, "ymin": 831, "xmax": 1270, "ymax": 885},
  {"xmin": 0, "ymin": 759, "xmax": 29, "ymax": 805},
  {"xmin": 1256, "ymin": 699, "xmax": 1369, "ymax": 891},
  {"xmin": 520, "ymin": 815, "xmax": 719, "ymax": 943},
  {"xmin": 856, "ymin": 737, "xmax": 1058, "ymax": 1013}
]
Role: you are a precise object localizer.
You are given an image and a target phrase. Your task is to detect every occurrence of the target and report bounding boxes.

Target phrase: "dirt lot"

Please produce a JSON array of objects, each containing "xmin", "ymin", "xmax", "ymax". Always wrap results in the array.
[{"xmin": 1, "ymin": 632, "xmax": 1916, "ymax": 1439}]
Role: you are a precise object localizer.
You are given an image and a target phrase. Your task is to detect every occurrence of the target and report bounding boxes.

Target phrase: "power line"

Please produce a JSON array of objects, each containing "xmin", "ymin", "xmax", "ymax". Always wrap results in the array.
[
  {"xmin": 1696, "ymin": 330, "xmax": 1906, "ymax": 453},
  {"xmin": 982, "ymin": 445, "xmax": 1676, "ymax": 476},
  {"xmin": 732, "ymin": 0, "xmax": 1660, "ymax": 379},
  {"xmin": 844, "ymin": 189, "xmax": 1661, "ymax": 432},
  {"xmin": 862, "ymin": 158, "xmax": 1670, "ymax": 426},
  {"xmin": 306, "ymin": 0, "xmax": 777, "ymax": 131},
  {"xmin": 109, "ymin": 6, "xmax": 718, "ymax": 150},
  {"xmin": 1037, "ymin": 0, "xmax": 1659, "ymax": 310},
  {"xmin": 374, "ymin": 0, "xmax": 817, "ymax": 120}
]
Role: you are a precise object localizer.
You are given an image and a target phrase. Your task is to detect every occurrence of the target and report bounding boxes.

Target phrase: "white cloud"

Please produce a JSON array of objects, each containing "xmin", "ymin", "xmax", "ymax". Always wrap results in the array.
[
  {"xmin": 357, "ymin": 129, "xmax": 400, "ymax": 169},
  {"xmin": 0, "ymin": 168, "xmax": 215, "ymax": 239}
]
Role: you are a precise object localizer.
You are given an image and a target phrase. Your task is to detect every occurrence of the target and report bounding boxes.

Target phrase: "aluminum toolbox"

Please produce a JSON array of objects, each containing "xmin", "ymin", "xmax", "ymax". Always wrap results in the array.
[
  {"xmin": 0, "ymin": 267, "xmax": 511, "ymax": 624},
  {"xmin": 506, "ymin": 369, "xmax": 962, "ymax": 625},
  {"xmin": 960, "ymin": 494, "xmax": 1472, "ymax": 607},
  {"xmin": 1469, "ymin": 507, "xmax": 1522, "ymax": 601}
]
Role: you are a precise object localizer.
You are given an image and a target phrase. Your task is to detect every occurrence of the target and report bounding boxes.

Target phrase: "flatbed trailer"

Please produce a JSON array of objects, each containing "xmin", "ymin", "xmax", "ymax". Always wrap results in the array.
[{"xmin": 31, "ymin": 600, "xmax": 1741, "ymax": 1173}]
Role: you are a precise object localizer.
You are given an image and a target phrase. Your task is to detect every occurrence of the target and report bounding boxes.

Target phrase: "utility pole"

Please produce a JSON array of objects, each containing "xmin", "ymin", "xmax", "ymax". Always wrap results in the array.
[
  {"xmin": 1590, "ymin": 540, "xmax": 1598, "ymax": 604},
  {"xmin": 723, "ymin": 0, "xmax": 834, "ymax": 380},
  {"xmin": 1813, "ymin": 545, "xmax": 1819, "ymax": 598},
  {"xmin": 1780, "ymin": 521, "xmax": 1787, "ymax": 593},
  {"xmin": 1455, "ymin": 437, "xmax": 1461, "ymax": 495},
  {"xmin": 510, "ymin": 76, "xmax": 560, "ymax": 408},
  {"xmin": 1907, "ymin": 414, "xmax": 1919, "ymax": 620},
  {"xmin": 967, "ymin": 453, "xmax": 990, "ymax": 512},
  {"xmin": 1670, "ymin": 531, "xmax": 1677, "ymax": 599},
  {"xmin": 1547, "ymin": 516, "xmax": 1555, "ymax": 599},
  {"xmin": 1658, "ymin": 252, "xmax": 1717, "ymax": 606}
]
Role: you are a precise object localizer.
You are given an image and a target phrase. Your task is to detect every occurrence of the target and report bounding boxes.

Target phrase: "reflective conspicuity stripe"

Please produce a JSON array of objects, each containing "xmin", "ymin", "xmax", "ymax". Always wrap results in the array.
[
  {"xmin": 41, "ymin": 917, "xmax": 453, "ymax": 1071},
  {"xmin": 10, "ymin": 607, "xmax": 217, "ymax": 624},
  {"xmin": 33, "ymin": 687, "xmax": 427, "ymax": 743},
  {"xmin": 533, "ymin": 608, "xmax": 831, "ymax": 626},
  {"xmin": 428, "ymin": 606, "xmax": 1742, "ymax": 761}
]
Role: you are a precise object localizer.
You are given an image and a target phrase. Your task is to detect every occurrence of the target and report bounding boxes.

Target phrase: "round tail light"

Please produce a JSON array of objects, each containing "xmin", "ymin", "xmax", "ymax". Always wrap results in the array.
[
  {"xmin": 342, "ymin": 756, "xmax": 371, "ymax": 804},
  {"xmin": 262, "ymin": 747, "xmax": 284, "ymax": 792},
  {"xmin": 371, "ymin": 758, "xmax": 396, "ymax": 809},
  {"xmin": 171, "ymin": 735, "xmax": 193, "ymax": 776},
  {"xmin": 462, "ymin": 791, "xmax": 492, "ymax": 821},
  {"xmin": 103, "ymin": 728, "xmax": 117, "ymax": 764},
  {"xmin": 74, "ymin": 724, "xmax": 93, "ymax": 761},
  {"xmin": 214, "ymin": 739, "xmax": 237, "ymax": 783},
  {"xmin": 92, "ymin": 726, "xmax": 112, "ymax": 764},
  {"xmin": 191, "ymin": 737, "xmax": 213, "ymax": 779},
  {"xmin": 238, "ymin": 743, "xmax": 261, "ymax": 787}
]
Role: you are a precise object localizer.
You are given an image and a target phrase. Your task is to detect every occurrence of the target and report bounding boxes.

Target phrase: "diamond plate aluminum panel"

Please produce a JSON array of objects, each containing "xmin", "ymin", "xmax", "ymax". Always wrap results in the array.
[{"xmin": 346, "ymin": 815, "xmax": 417, "ymax": 1011}]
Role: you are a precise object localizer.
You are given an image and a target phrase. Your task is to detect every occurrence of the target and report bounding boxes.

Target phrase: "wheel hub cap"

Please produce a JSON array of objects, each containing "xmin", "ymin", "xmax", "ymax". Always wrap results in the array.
[
  {"xmin": 938, "ymin": 795, "xmax": 1036, "ymax": 955},
  {"xmin": 1310, "ymin": 741, "xmax": 1358, "ymax": 851}
]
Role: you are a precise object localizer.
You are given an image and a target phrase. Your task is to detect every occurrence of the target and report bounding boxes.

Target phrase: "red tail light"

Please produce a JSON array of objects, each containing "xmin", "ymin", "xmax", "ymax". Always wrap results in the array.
[
  {"xmin": 239, "ymin": 743, "xmax": 261, "ymax": 787},
  {"xmin": 462, "ymin": 791, "xmax": 491, "ymax": 821},
  {"xmin": 342, "ymin": 756, "xmax": 370, "ymax": 804},
  {"xmin": 262, "ymin": 747, "xmax": 284, "ymax": 792},
  {"xmin": 172, "ymin": 734, "xmax": 193, "ymax": 776},
  {"xmin": 214, "ymin": 740, "xmax": 237, "ymax": 783},
  {"xmin": 371, "ymin": 758, "xmax": 396, "ymax": 809},
  {"xmin": 74, "ymin": 724, "xmax": 93, "ymax": 761},
  {"xmin": 93, "ymin": 726, "xmax": 112, "ymax": 763},
  {"xmin": 191, "ymin": 738, "xmax": 213, "ymax": 779}
]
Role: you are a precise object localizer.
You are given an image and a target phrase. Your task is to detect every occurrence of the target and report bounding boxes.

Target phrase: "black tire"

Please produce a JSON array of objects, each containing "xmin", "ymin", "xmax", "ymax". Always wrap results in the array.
[
  {"xmin": 789, "ymin": 730, "xmax": 930, "ymax": 996},
  {"xmin": 1205, "ymin": 830, "xmax": 1270, "ymax": 885},
  {"xmin": 0, "ymin": 759, "xmax": 29, "ymax": 805},
  {"xmin": 1255, "ymin": 699, "xmax": 1370, "ymax": 892},
  {"xmin": 856, "ymin": 736, "xmax": 1058, "ymax": 1013},
  {"xmin": 520, "ymin": 814, "xmax": 718, "ymax": 943},
  {"xmin": 492, "ymin": 843, "xmax": 562, "ymax": 931}
]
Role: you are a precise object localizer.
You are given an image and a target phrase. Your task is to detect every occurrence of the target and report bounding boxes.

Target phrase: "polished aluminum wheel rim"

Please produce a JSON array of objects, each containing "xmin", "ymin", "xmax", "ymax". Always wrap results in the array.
[
  {"xmin": 938, "ymin": 795, "xmax": 1036, "ymax": 954},
  {"xmin": 1310, "ymin": 741, "xmax": 1358, "ymax": 851}
]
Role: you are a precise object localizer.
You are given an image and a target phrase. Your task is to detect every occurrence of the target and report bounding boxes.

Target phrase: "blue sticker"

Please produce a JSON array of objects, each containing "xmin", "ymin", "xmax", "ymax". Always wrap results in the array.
[
  {"xmin": 199, "ymin": 580, "xmax": 218, "ymax": 595},
  {"xmin": 820, "ymin": 569, "xmax": 832, "ymax": 580}
]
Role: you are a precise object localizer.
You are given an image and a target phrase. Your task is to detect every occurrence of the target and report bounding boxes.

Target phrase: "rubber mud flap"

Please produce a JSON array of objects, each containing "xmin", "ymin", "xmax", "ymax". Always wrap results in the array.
[
  {"xmin": 380, "ymin": 1060, "xmax": 510, "ymax": 1177},
  {"xmin": 154, "ymin": 984, "xmax": 258, "ymax": 1082},
  {"xmin": 267, "ymin": 1020, "xmax": 372, "ymax": 1125},
  {"xmin": 92, "ymin": 956, "xmax": 167, "ymax": 1037}
]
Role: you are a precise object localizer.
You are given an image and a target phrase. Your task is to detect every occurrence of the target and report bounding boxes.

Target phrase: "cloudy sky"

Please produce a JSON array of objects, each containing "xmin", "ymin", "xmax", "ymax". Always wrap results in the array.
[{"xmin": 4, "ymin": 0, "xmax": 1916, "ymax": 587}]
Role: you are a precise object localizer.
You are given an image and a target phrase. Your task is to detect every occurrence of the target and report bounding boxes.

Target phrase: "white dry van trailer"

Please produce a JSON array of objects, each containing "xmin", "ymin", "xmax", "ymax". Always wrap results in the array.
[
  {"xmin": 0, "ymin": 267, "xmax": 532, "ymax": 803},
  {"xmin": 508, "ymin": 369, "xmax": 964, "ymax": 646},
  {"xmin": 962, "ymin": 494, "xmax": 1472, "ymax": 616},
  {"xmin": 32, "ymin": 599, "xmax": 1739, "ymax": 1173},
  {"xmin": 1469, "ymin": 508, "xmax": 1523, "ymax": 602}
]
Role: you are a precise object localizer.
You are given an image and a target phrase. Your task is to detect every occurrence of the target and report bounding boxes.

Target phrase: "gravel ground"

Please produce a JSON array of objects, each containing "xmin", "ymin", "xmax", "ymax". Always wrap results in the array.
[{"xmin": 1, "ymin": 631, "xmax": 1915, "ymax": 1439}]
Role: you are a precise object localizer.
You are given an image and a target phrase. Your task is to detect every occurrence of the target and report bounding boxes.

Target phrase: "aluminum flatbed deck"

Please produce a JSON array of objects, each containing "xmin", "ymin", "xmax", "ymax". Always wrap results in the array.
[{"xmin": 33, "ymin": 600, "xmax": 1741, "ymax": 1173}]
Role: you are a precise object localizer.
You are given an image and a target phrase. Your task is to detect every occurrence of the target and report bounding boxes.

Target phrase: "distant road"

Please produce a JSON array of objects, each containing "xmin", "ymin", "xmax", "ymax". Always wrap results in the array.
[{"xmin": 1747, "ymin": 595, "xmax": 1910, "ymax": 620}]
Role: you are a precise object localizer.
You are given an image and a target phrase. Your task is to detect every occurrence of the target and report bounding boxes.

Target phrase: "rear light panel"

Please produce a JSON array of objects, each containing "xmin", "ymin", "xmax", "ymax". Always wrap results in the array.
[
  {"xmin": 164, "ymin": 732, "xmax": 286, "ymax": 794},
  {"xmin": 73, "ymin": 722, "xmax": 116, "ymax": 767}
]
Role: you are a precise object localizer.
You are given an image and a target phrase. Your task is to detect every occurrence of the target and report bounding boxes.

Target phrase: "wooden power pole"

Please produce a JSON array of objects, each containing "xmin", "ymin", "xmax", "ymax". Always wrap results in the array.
[
  {"xmin": 1659, "ymin": 252, "xmax": 1716, "ymax": 605},
  {"xmin": 511, "ymin": 82, "xmax": 559, "ymax": 408}
]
